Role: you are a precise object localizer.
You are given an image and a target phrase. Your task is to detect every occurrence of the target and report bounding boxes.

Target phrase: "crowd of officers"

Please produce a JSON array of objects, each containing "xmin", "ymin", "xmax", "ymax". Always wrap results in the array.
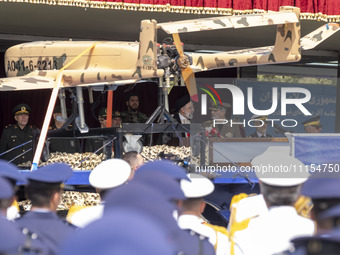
[
  {"xmin": 0, "ymin": 92, "xmax": 323, "ymax": 166},
  {"xmin": 0, "ymin": 92, "xmax": 148, "ymax": 165},
  {"xmin": 0, "ymin": 147, "xmax": 340, "ymax": 255}
]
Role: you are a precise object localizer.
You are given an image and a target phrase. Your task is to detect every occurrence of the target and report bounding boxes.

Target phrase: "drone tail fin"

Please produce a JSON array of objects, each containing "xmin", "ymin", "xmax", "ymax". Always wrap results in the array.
[
  {"xmin": 269, "ymin": 6, "xmax": 301, "ymax": 64},
  {"xmin": 137, "ymin": 20, "xmax": 158, "ymax": 74}
]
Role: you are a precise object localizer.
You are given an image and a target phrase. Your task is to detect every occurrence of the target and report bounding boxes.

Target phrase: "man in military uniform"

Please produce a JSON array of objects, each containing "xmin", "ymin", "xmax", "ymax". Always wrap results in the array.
[
  {"xmin": 86, "ymin": 108, "xmax": 121, "ymax": 154},
  {"xmin": 203, "ymin": 102, "xmax": 243, "ymax": 138},
  {"xmin": 235, "ymin": 147, "xmax": 314, "ymax": 255},
  {"xmin": 68, "ymin": 159, "xmax": 131, "ymax": 228},
  {"xmin": 248, "ymin": 115, "xmax": 273, "ymax": 138},
  {"xmin": 0, "ymin": 104, "xmax": 36, "ymax": 165},
  {"xmin": 177, "ymin": 173, "xmax": 232, "ymax": 255},
  {"xmin": 286, "ymin": 187, "xmax": 340, "ymax": 254},
  {"xmin": 103, "ymin": 161, "xmax": 215, "ymax": 255},
  {"xmin": 15, "ymin": 163, "xmax": 75, "ymax": 255},
  {"xmin": 300, "ymin": 174, "xmax": 340, "ymax": 234},
  {"xmin": 301, "ymin": 115, "xmax": 322, "ymax": 133},
  {"xmin": 48, "ymin": 105, "xmax": 80, "ymax": 154},
  {"xmin": 121, "ymin": 92, "xmax": 148, "ymax": 123}
]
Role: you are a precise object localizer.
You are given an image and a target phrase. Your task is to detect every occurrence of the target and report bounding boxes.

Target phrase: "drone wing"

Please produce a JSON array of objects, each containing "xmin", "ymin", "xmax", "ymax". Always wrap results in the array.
[
  {"xmin": 301, "ymin": 23, "xmax": 340, "ymax": 50},
  {"xmin": 0, "ymin": 75, "xmax": 55, "ymax": 91},
  {"xmin": 0, "ymin": 69, "xmax": 141, "ymax": 91},
  {"xmin": 159, "ymin": 7, "xmax": 300, "ymax": 101},
  {"xmin": 158, "ymin": 10, "xmax": 298, "ymax": 34}
]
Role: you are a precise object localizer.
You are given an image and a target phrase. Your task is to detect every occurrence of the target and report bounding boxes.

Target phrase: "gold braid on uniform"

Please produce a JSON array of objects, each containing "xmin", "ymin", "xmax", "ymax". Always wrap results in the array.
[
  {"xmin": 294, "ymin": 195, "xmax": 314, "ymax": 218},
  {"xmin": 228, "ymin": 193, "xmax": 258, "ymax": 255}
]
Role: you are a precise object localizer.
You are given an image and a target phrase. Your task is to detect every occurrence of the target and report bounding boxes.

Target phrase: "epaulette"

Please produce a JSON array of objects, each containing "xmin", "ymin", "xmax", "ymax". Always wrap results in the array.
[{"xmin": 4, "ymin": 124, "xmax": 13, "ymax": 129}]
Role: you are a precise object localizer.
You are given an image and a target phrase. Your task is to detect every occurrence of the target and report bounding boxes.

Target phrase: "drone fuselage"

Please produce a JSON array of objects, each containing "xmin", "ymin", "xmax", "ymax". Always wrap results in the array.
[{"xmin": 5, "ymin": 40, "xmax": 164, "ymax": 86}]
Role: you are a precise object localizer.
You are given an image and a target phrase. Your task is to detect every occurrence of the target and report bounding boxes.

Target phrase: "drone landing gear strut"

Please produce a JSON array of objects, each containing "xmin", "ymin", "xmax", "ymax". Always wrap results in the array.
[{"xmin": 146, "ymin": 75, "xmax": 177, "ymax": 124}]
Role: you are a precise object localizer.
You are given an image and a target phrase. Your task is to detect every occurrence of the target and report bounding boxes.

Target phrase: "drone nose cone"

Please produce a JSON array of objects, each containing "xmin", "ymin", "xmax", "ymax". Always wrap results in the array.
[{"xmin": 191, "ymin": 94, "xmax": 198, "ymax": 102}]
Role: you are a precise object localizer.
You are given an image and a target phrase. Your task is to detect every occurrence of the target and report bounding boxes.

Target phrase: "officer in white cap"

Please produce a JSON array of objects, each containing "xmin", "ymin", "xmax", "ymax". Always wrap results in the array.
[
  {"xmin": 177, "ymin": 173, "xmax": 231, "ymax": 255},
  {"xmin": 67, "ymin": 158, "xmax": 131, "ymax": 228},
  {"xmin": 235, "ymin": 147, "xmax": 314, "ymax": 255}
]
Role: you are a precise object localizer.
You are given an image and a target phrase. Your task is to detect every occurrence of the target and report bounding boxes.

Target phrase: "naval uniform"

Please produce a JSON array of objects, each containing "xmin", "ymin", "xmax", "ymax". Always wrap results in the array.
[
  {"xmin": 235, "ymin": 206, "xmax": 315, "ymax": 255},
  {"xmin": 175, "ymin": 227, "xmax": 216, "ymax": 255},
  {"xmin": 16, "ymin": 211, "xmax": 75, "ymax": 255},
  {"xmin": 0, "ymin": 124, "xmax": 36, "ymax": 165},
  {"xmin": 178, "ymin": 214, "xmax": 231, "ymax": 255}
]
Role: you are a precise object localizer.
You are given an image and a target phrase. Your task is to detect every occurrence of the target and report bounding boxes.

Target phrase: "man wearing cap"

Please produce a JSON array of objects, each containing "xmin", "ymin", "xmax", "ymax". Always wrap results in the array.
[
  {"xmin": 67, "ymin": 159, "xmax": 131, "ymax": 228},
  {"xmin": 0, "ymin": 175, "xmax": 48, "ymax": 254},
  {"xmin": 86, "ymin": 107, "xmax": 121, "ymax": 155},
  {"xmin": 97, "ymin": 107, "xmax": 122, "ymax": 128},
  {"xmin": 301, "ymin": 115, "xmax": 322, "ymax": 133},
  {"xmin": 178, "ymin": 173, "xmax": 231, "ymax": 255},
  {"xmin": 235, "ymin": 147, "xmax": 314, "ymax": 255},
  {"xmin": 48, "ymin": 105, "xmax": 80, "ymax": 154},
  {"xmin": 203, "ymin": 102, "xmax": 243, "ymax": 138},
  {"xmin": 15, "ymin": 163, "xmax": 75, "ymax": 255},
  {"xmin": 0, "ymin": 104, "xmax": 37, "ymax": 165},
  {"xmin": 286, "ymin": 189, "xmax": 340, "ymax": 255},
  {"xmin": 248, "ymin": 115, "xmax": 272, "ymax": 138},
  {"xmin": 104, "ymin": 168, "xmax": 216, "ymax": 255},
  {"xmin": 299, "ymin": 175, "xmax": 340, "ymax": 235},
  {"xmin": 121, "ymin": 92, "xmax": 148, "ymax": 123}
]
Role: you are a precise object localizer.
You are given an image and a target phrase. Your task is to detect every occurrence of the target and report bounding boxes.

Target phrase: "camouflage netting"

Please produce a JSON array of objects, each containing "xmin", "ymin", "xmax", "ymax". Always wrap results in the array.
[
  {"xmin": 60, "ymin": 191, "xmax": 101, "ymax": 209},
  {"xmin": 18, "ymin": 152, "xmax": 106, "ymax": 170},
  {"xmin": 141, "ymin": 145, "xmax": 191, "ymax": 161},
  {"xmin": 18, "ymin": 145, "xmax": 192, "ymax": 170},
  {"xmin": 18, "ymin": 191, "xmax": 101, "ymax": 211}
]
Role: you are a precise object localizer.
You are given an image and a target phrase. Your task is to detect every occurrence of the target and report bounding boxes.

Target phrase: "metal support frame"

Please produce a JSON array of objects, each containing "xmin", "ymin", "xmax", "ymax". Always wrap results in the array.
[
  {"xmin": 146, "ymin": 71, "xmax": 177, "ymax": 124},
  {"xmin": 76, "ymin": 87, "xmax": 89, "ymax": 133}
]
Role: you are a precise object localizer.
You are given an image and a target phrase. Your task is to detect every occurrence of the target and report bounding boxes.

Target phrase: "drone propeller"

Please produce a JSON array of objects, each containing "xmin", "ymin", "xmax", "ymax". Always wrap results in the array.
[{"xmin": 172, "ymin": 33, "xmax": 198, "ymax": 102}]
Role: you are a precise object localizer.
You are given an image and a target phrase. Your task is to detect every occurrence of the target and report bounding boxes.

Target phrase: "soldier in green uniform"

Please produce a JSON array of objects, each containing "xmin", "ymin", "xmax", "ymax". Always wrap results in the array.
[
  {"xmin": 121, "ymin": 92, "xmax": 148, "ymax": 123},
  {"xmin": 0, "ymin": 104, "xmax": 36, "ymax": 165},
  {"xmin": 48, "ymin": 105, "xmax": 80, "ymax": 154}
]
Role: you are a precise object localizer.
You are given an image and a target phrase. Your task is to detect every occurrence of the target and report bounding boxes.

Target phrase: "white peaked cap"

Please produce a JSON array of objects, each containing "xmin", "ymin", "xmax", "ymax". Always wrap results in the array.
[
  {"xmin": 251, "ymin": 146, "xmax": 309, "ymax": 187},
  {"xmin": 89, "ymin": 159, "xmax": 131, "ymax": 189},
  {"xmin": 180, "ymin": 173, "xmax": 215, "ymax": 198}
]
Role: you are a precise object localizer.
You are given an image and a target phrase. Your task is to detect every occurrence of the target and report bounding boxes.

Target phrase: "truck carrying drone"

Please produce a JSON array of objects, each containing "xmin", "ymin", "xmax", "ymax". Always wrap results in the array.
[{"xmin": 0, "ymin": 6, "xmax": 338, "ymax": 168}]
